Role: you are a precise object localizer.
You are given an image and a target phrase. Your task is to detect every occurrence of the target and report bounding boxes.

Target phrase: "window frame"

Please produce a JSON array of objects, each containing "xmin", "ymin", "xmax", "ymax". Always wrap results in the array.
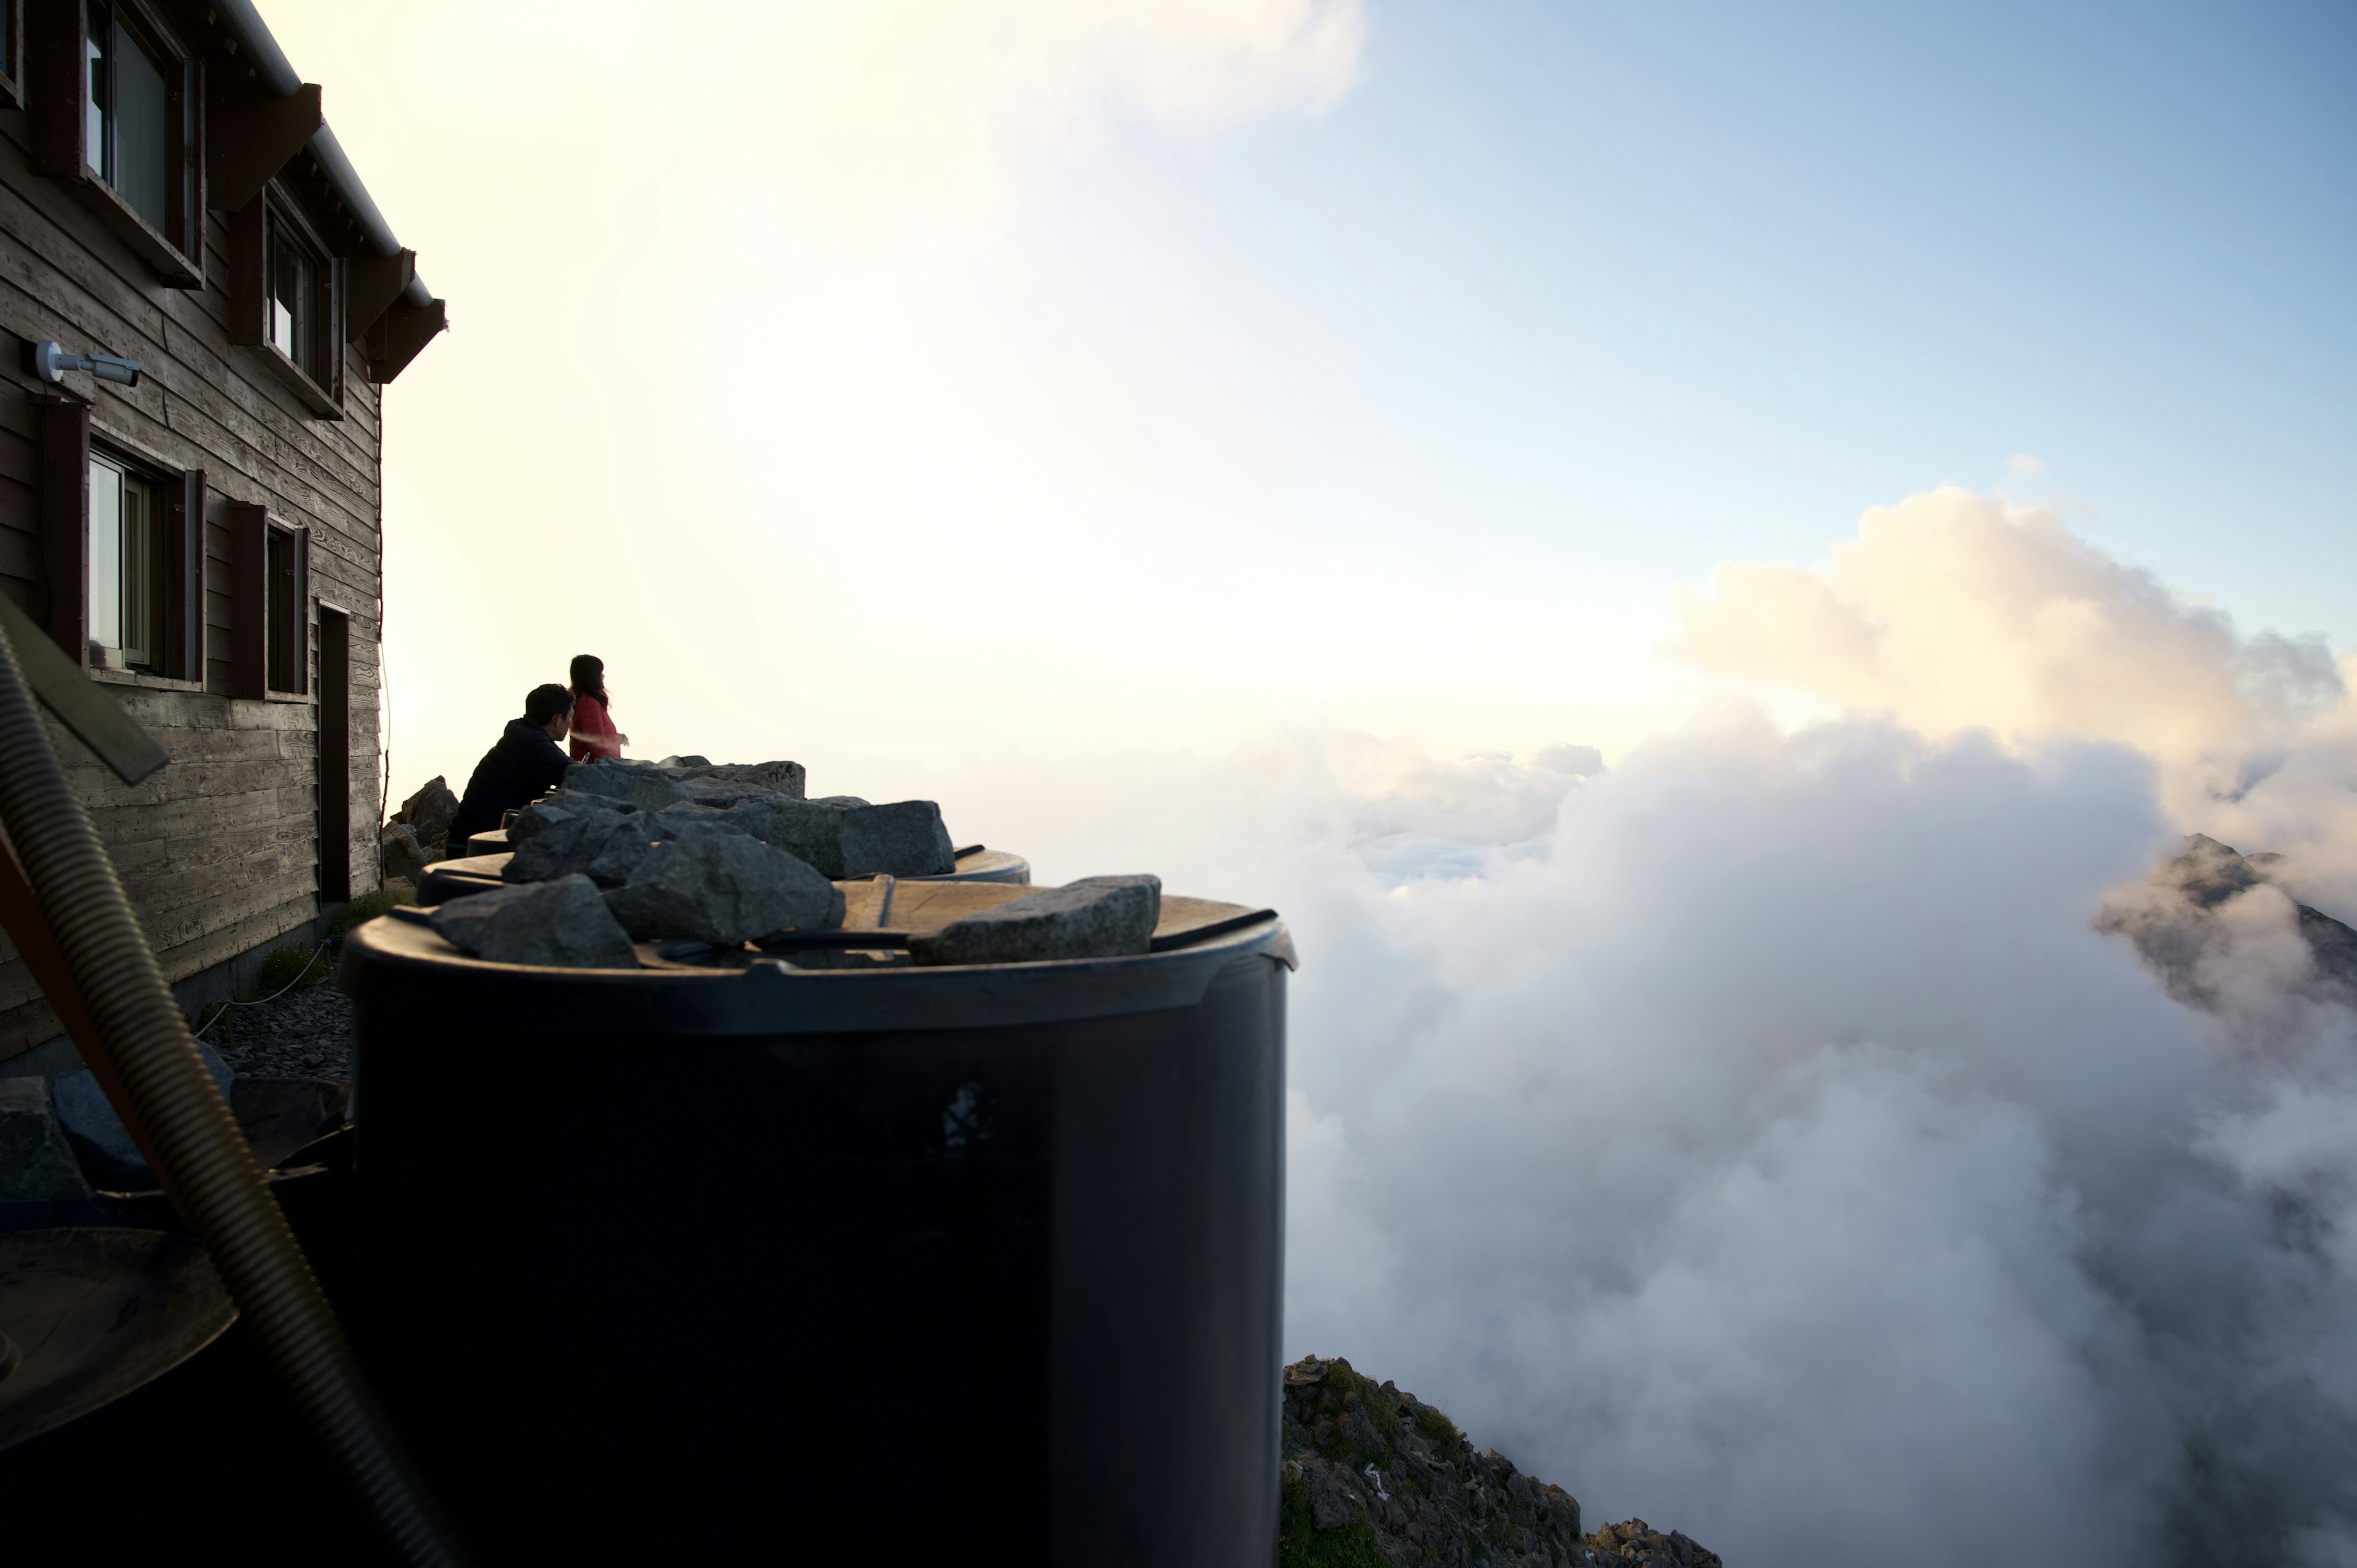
[
  {"xmin": 79, "ymin": 438, "xmax": 201, "ymax": 681},
  {"xmin": 264, "ymin": 517, "xmax": 304, "ymax": 695},
  {"xmin": 0, "ymin": 0, "xmax": 25, "ymax": 107},
  {"xmin": 230, "ymin": 180, "xmax": 346, "ymax": 419},
  {"xmin": 83, "ymin": 446, "xmax": 161, "ymax": 671},
  {"xmin": 228, "ymin": 501, "xmax": 307, "ymax": 700},
  {"xmin": 25, "ymin": 0, "xmax": 204, "ymax": 288}
]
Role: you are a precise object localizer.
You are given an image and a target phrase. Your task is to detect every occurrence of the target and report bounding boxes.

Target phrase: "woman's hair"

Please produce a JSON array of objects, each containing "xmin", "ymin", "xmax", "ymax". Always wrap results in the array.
[
  {"xmin": 525, "ymin": 684, "xmax": 575, "ymax": 726},
  {"xmin": 569, "ymin": 654, "xmax": 609, "ymax": 710}
]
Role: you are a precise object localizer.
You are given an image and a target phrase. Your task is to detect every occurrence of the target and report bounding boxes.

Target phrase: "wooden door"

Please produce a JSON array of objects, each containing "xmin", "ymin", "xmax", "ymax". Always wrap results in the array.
[{"xmin": 316, "ymin": 604, "xmax": 350, "ymax": 903}]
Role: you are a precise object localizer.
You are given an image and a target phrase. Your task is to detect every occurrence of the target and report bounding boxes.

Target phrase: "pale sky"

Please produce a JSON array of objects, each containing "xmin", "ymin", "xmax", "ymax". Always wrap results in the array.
[{"xmin": 263, "ymin": 0, "xmax": 2357, "ymax": 807}]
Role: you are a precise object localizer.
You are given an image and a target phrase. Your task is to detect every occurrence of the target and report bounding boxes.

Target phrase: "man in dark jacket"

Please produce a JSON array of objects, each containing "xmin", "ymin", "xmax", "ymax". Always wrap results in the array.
[{"xmin": 448, "ymin": 684, "xmax": 575, "ymax": 848}]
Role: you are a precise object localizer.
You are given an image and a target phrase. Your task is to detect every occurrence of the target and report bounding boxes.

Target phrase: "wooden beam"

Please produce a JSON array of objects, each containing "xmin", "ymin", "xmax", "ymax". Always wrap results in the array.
[
  {"xmin": 366, "ymin": 296, "xmax": 447, "ymax": 384},
  {"xmin": 208, "ymin": 83, "xmax": 324, "ymax": 214},
  {"xmin": 346, "ymin": 249, "xmax": 416, "ymax": 344}
]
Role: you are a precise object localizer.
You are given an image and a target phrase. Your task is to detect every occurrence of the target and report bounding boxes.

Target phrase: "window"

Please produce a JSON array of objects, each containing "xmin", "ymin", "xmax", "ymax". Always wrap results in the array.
[
  {"xmin": 266, "ymin": 210, "xmax": 327, "ymax": 386},
  {"xmin": 26, "ymin": 0, "xmax": 198, "ymax": 284},
  {"xmin": 83, "ymin": 0, "xmax": 168, "ymax": 235},
  {"xmin": 266, "ymin": 522, "xmax": 300, "ymax": 693},
  {"xmin": 231, "ymin": 188, "xmax": 344, "ymax": 417},
  {"xmin": 230, "ymin": 503, "xmax": 306, "ymax": 698},
  {"xmin": 1, "ymin": 1, "xmax": 23, "ymax": 105},
  {"xmin": 86, "ymin": 451, "xmax": 162, "ymax": 671}
]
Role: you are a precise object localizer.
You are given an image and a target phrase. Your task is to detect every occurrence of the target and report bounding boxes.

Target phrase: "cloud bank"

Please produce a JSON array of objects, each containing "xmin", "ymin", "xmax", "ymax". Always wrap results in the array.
[
  {"xmin": 982, "ymin": 488, "xmax": 2357, "ymax": 1566},
  {"xmin": 1666, "ymin": 485, "xmax": 2345, "ymax": 816}
]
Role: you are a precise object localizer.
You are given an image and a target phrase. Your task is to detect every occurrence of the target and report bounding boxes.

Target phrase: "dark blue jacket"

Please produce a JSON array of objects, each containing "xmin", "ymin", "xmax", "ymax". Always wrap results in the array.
[{"xmin": 450, "ymin": 719, "xmax": 571, "ymax": 845}]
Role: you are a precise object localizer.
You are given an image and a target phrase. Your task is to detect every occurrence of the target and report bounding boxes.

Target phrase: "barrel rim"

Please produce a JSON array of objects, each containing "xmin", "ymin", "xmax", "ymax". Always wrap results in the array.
[{"xmin": 339, "ymin": 903, "xmax": 1293, "ymax": 1036}]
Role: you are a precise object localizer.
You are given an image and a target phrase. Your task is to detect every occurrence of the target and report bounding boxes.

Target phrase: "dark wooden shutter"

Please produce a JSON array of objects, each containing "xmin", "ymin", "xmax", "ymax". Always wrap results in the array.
[
  {"xmin": 228, "ymin": 197, "xmax": 266, "ymax": 348},
  {"xmin": 35, "ymin": 395, "xmax": 88, "ymax": 658},
  {"xmin": 228, "ymin": 501, "xmax": 266, "ymax": 700},
  {"xmin": 23, "ymin": 0, "xmax": 87, "ymax": 180},
  {"xmin": 162, "ymin": 467, "xmax": 204, "ymax": 680}
]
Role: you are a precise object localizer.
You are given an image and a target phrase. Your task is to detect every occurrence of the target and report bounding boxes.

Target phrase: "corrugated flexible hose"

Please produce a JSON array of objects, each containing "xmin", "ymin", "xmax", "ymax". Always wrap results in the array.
[{"xmin": 0, "ymin": 615, "xmax": 468, "ymax": 1564}]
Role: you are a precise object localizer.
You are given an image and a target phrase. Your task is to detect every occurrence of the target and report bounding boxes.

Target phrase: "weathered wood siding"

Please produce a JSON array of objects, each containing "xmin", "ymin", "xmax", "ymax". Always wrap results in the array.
[{"xmin": 0, "ymin": 78, "xmax": 384, "ymax": 1060}]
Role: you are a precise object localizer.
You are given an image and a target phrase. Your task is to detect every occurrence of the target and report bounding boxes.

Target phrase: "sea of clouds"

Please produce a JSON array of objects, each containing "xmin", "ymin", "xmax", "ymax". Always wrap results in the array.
[{"xmin": 977, "ymin": 487, "xmax": 2357, "ymax": 1566}]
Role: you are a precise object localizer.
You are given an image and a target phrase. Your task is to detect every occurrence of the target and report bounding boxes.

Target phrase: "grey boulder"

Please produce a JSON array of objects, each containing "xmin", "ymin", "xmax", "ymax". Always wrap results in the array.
[
  {"xmin": 562, "ymin": 762, "xmax": 688, "ymax": 811},
  {"xmin": 53, "ymin": 1041, "xmax": 235, "ymax": 1189},
  {"xmin": 398, "ymin": 775, "xmax": 461, "ymax": 850},
  {"xmin": 753, "ymin": 798, "xmax": 949, "ymax": 879},
  {"xmin": 430, "ymin": 875, "xmax": 640, "ymax": 968},
  {"xmin": 381, "ymin": 822, "xmax": 429, "ymax": 884},
  {"xmin": 644, "ymin": 803, "xmax": 739, "ymax": 840},
  {"xmin": 506, "ymin": 800, "xmax": 668, "ymax": 889},
  {"xmin": 0, "ymin": 1078, "xmax": 91, "ymax": 1202},
  {"xmin": 603, "ymin": 835, "xmax": 845, "ymax": 946},
  {"xmin": 756, "ymin": 798, "xmax": 854, "ymax": 878},
  {"xmin": 680, "ymin": 760, "xmax": 806, "ymax": 798},
  {"xmin": 678, "ymin": 778, "xmax": 796, "ymax": 813},
  {"xmin": 839, "ymin": 800, "xmax": 956, "ymax": 878},
  {"xmin": 505, "ymin": 803, "xmax": 619, "ymax": 881},
  {"xmin": 508, "ymin": 792, "xmax": 635, "ymax": 848},
  {"xmin": 653, "ymin": 754, "xmax": 712, "ymax": 768},
  {"xmin": 909, "ymin": 875, "xmax": 1160, "ymax": 967}
]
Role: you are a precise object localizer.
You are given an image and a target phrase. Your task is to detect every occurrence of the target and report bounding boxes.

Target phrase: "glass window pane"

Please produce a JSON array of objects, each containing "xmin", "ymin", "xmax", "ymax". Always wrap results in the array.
[
  {"xmin": 87, "ymin": 457, "xmax": 122, "ymax": 651},
  {"xmin": 120, "ymin": 476, "xmax": 152, "ymax": 666},
  {"xmin": 83, "ymin": 1, "xmax": 109, "ymax": 181},
  {"xmin": 111, "ymin": 20, "xmax": 169, "ymax": 233},
  {"xmin": 268, "ymin": 214, "xmax": 320, "ymax": 380},
  {"xmin": 266, "ymin": 527, "xmax": 293, "ymax": 690}
]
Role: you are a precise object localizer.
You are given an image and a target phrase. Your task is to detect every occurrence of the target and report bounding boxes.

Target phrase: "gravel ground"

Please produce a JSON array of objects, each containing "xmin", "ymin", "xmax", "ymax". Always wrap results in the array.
[{"xmin": 207, "ymin": 982, "xmax": 356, "ymax": 1082}]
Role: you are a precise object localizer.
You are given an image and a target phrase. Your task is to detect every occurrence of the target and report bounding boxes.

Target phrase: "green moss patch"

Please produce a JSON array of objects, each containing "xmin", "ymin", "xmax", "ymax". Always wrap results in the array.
[{"xmin": 1277, "ymin": 1475, "xmax": 1388, "ymax": 1568}]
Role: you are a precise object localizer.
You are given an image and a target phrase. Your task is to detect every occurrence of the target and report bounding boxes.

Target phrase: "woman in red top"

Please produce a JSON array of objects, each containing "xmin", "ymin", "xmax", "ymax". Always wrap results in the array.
[{"xmin": 568, "ymin": 653, "xmax": 630, "ymax": 763}]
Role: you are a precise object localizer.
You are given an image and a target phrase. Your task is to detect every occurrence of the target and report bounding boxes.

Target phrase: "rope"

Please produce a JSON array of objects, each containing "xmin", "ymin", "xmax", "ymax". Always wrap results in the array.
[{"xmin": 193, "ymin": 938, "xmax": 331, "ymax": 1040}]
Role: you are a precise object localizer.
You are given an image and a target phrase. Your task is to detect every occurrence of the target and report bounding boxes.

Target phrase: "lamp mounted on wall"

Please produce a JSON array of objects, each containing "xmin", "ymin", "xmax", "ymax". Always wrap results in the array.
[{"xmin": 31, "ymin": 340, "xmax": 141, "ymax": 388}]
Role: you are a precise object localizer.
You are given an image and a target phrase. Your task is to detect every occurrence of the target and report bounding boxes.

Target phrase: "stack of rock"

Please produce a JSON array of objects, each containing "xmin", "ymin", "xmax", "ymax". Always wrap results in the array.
[
  {"xmin": 374, "ymin": 752, "xmax": 1172, "ymax": 973},
  {"xmin": 379, "ymin": 776, "xmax": 460, "ymax": 885},
  {"xmin": 422, "ymin": 757, "xmax": 1166, "ymax": 973},
  {"xmin": 428, "ymin": 757, "xmax": 961, "ymax": 969},
  {"xmin": 1279, "ymin": 1355, "xmax": 1723, "ymax": 1568}
]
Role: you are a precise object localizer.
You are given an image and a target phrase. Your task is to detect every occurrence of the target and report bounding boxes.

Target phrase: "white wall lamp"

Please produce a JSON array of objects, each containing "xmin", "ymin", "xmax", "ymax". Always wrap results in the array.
[{"xmin": 32, "ymin": 340, "xmax": 141, "ymax": 387}]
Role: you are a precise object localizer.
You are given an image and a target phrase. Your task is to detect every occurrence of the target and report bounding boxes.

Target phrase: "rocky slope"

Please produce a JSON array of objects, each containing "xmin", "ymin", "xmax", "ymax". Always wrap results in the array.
[
  {"xmin": 2097, "ymin": 833, "xmax": 2357, "ymax": 1010},
  {"xmin": 1280, "ymin": 1356, "xmax": 1723, "ymax": 1567}
]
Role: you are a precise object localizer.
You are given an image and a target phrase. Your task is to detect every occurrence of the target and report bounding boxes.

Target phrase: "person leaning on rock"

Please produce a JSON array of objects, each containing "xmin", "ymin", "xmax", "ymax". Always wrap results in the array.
[{"xmin": 449, "ymin": 684, "xmax": 577, "ymax": 849}]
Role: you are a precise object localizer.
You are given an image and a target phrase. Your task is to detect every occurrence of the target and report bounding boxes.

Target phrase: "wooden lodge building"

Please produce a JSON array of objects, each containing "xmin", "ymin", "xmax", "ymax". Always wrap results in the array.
[{"xmin": 0, "ymin": 0, "xmax": 444, "ymax": 1065}]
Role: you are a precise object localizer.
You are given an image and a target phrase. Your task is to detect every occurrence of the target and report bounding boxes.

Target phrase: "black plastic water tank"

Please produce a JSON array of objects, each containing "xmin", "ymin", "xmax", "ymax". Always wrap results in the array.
[{"xmin": 338, "ymin": 892, "xmax": 1290, "ymax": 1564}]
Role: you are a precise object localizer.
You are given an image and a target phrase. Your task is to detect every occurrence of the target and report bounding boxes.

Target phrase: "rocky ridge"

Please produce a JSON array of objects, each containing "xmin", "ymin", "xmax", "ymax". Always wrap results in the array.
[
  {"xmin": 1282, "ymin": 1356, "xmax": 1722, "ymax": 1567},
  {"xmin": 2097, "ymin": 833, "xmax": 2357, "ymax": 1011}
]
